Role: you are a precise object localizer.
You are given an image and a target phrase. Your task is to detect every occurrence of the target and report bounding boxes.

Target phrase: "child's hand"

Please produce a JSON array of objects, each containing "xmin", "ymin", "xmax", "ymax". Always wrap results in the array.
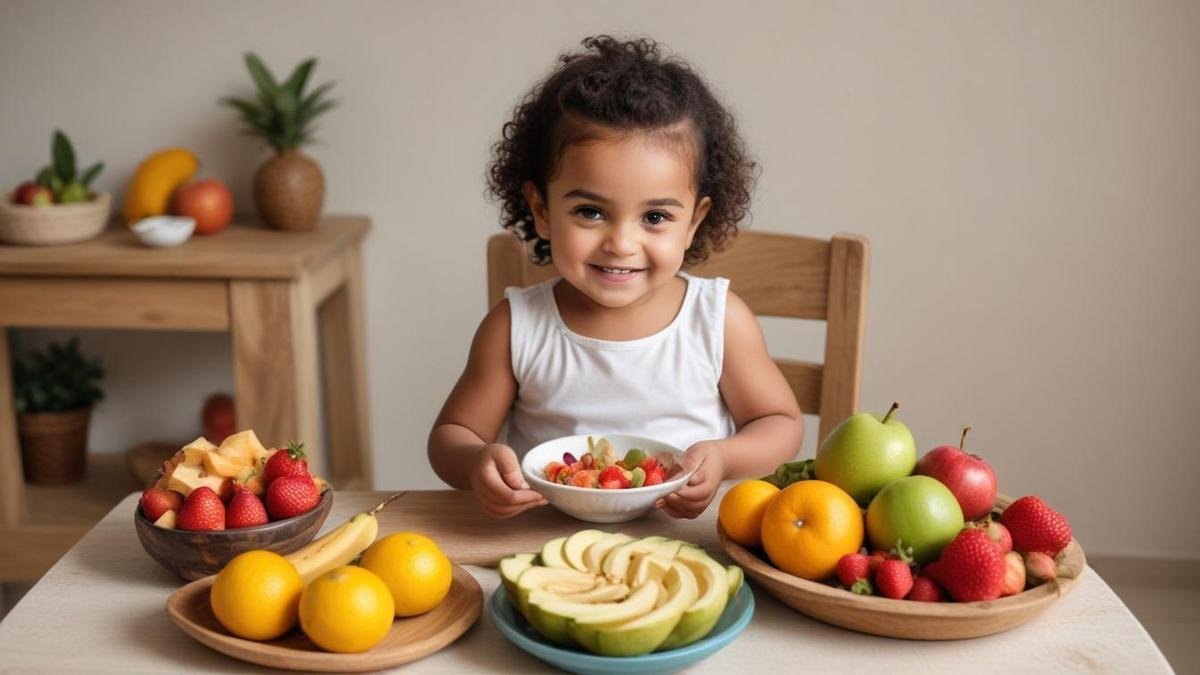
[
  {"xmin": 659, "ymin": 441, "xmax": 725, "ymax": 519},
  {"xmin": 468, "ymin": 443, "xmax": 548, "ymax": 518}
]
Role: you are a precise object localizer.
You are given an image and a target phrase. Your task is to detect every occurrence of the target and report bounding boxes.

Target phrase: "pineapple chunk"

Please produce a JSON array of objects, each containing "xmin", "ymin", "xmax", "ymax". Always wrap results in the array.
[
  {"xmin": 166, "ymin": 462, "xmax": 227, "ymax": 497},
  {"xmin": 153, "ymin": 509, "xmax": 177, "ymax": 529},
  {"xmin": 203, "ymin": 451, "xmax": 250, "ymax": 478},
  {"xmin": 218, "ymin": 430, "xmax": 268, "ymax": 463}
]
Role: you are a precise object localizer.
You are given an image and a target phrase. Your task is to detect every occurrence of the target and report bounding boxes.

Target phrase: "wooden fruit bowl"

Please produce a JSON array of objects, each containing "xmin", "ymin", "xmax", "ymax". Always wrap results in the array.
[
  {"xmin": 135, "ymin": 489, "xmax": 333, "ymax": 581},
  {"xmin": 717, "ymin": 495, "xmax": 1086, "ymax": 640}
]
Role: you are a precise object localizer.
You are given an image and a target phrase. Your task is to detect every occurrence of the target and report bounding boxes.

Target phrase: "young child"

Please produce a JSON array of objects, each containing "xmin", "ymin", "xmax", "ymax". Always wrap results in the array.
[{"xmin": 428, "ymin": 35, "xmax": 803, "ymax": 519}]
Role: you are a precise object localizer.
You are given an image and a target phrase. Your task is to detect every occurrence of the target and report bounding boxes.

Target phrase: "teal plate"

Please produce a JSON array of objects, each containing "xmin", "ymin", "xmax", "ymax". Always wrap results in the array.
[{"xmin": 489, "ymin": 582, "xmax": 754, "ymax": 675}]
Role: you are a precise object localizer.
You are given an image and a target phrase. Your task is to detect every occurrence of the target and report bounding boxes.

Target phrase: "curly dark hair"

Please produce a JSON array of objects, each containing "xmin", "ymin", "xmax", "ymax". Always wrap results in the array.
[{"xmin": 486, "ymin": 35, "xmax": 756, "ymax": 266}]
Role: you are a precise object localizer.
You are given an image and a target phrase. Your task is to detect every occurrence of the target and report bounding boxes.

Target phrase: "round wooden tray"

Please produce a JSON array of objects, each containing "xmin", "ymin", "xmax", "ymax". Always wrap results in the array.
[
  {"xmin": 717, "ymin": 495, "xmax": 1085, "ymax": 640},
  {"xmin": 166, "ymin": 563, "xmax": 482, "ymax": 671}
]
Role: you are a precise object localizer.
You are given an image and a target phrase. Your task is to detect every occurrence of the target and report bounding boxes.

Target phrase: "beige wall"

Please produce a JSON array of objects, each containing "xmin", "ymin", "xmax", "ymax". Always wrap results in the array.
[{"xmin": 2, "ymin": 0, "xmax": 1197, "ymax": 559}]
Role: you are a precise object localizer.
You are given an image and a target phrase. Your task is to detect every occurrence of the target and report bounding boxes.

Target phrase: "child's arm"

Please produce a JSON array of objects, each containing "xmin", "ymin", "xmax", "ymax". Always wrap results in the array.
[
  {"xmin": 661, "ymin": 291, "xmax": 804, "ymax": 518},
  {"xmin": 428, "ymin": 300, "xmax": 548, "ymax": 517}
]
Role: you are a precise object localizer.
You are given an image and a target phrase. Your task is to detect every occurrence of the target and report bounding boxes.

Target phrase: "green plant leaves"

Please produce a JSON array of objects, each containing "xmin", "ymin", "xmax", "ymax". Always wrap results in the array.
[
  {"xmin": 227, "ymin": 52, "xmax": 336, "ymax": 151},
  {"xmin": 244, "ymin": 52, "xmax": 279, "ymax": 97},
  {"xmin": 35, "ymin": 166, "xmax": 53, "ymax": 188},
  {"xmin": 80, "ymin": 162, "xmax": 104, "ymax": 187},
  {"xmin": 11, "ymin": 337, "xmax": 105, "ymax": 414},
  {"xmin": 283, "ymin": 58, "xmax": 315, "ymax": 99},
  {"xmin": 52, "ymin": 130, "xmax": 76, "ymax": 183}
]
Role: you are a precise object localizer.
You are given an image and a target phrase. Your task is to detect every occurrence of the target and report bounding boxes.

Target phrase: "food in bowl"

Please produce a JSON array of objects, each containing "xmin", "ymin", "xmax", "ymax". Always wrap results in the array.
[{"xmin": 541, "ymin": 436, "xmax": 681, "ymax": 489}]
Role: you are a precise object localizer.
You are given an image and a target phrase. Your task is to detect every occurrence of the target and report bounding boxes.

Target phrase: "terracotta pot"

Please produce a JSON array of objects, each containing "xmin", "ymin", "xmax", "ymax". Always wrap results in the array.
[
  {"xmin": 18, "ymin": 407, "xmax": 91, "ymax": 485},
  {"xmin": 252, "ymin": 149, "xmax": 325, "ymax": 233}
]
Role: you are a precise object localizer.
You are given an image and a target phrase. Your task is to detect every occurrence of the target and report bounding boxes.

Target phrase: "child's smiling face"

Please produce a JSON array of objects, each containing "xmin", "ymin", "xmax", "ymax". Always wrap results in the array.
[{"xmin": 522, "ymin": 130, "xmax": 711, "ymax": 311}]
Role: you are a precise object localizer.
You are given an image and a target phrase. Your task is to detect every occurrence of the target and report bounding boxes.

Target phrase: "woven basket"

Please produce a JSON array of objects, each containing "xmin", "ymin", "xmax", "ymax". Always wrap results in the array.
[
  {"xmin": 0, "ymin": 191, "xmax": 112, "ymax": 246},
  {"xmin": 18, "ymin": 408, "xmax": 92, "ymax": 485}
]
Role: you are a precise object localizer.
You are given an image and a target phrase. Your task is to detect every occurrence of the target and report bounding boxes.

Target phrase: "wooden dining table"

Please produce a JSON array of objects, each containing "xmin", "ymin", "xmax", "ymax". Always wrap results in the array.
[{"xmin": 0, "ymin": 489, "xmax": 1172, "ymax": 673}]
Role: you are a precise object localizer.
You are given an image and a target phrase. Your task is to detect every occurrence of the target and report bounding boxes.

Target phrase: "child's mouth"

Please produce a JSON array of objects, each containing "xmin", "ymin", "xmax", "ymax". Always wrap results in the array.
[{"xmin": 589, "ymin": 264, "xmax": 645, "ymax": 283}]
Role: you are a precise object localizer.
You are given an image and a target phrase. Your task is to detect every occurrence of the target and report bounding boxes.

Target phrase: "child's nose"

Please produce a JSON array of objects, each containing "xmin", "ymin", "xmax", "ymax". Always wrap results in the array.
[{"xmin": 602, "ymin": 223, "xmax": 639, "ymax": 257}]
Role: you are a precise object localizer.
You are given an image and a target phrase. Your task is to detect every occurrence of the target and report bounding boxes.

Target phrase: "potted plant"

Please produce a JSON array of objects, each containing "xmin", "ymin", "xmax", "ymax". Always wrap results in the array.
[
  {"xmin": 221, "ymin": 52, "xmax": 337, "ymax": 233},
  {"xmin": 12, "ymin": 337, "xmax": 105, "ymax": 485}
]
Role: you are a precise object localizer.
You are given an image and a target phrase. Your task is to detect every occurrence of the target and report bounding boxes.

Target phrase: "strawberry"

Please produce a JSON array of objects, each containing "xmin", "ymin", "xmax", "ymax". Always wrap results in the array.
[
  {"xmin": 640, "ymin": 458, "xmax": 667, "ymax": 486},
  {"xmin": 225, "ymin": 487, "xmax": 269, "ymax": 528},
  {"xmin": 176, "ymin": 486, "xmax": 225, "ymax": 531},
  {"xmin": 929, "ymin": 528, "xmax": 1006, "ymax": 602},
  {"xmin": 1001, "ymin": 551, "xmax": 1026, "ymax": 596},
  {"xmin": 263, "ymin": 441, "xmax": 311, "ymax": 487},
  {"xmin": 836, "ymin": 553, "xmax": 871, "ymax": 587},
  {"xmin": 140, "ymin": 487, "xmax": 182, "ymax": 521},
  {"xmin": 598, "ymin": 465, "xmax": 630, "ymax": 489},
  {"xmin": 999, "ymin": 496, "xmax": 1072, "ymax": 557},
  {"xmin": 905, "ymin": 576, "xmax": 945, "ymax": 602},
  {"xmin": 875, "ymin": 559, "xmax": 914, "ymax": 599},
  {"xmin": 867, "ymin": 549, "xmax": 890, "ymax": 574},
  {"xmin": 265, "ymin": 475, "xmax": 319, "ymax": 520}
]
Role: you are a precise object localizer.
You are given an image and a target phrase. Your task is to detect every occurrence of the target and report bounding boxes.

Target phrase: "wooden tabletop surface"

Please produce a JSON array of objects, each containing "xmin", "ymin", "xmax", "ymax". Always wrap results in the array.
[
  {"xmin": 0, "ymin": 490, "xmax": 1172, "ymax": 673},
  {"xmin": 0, "ymin": 215, "xmax": 369, "ymax": 279}
]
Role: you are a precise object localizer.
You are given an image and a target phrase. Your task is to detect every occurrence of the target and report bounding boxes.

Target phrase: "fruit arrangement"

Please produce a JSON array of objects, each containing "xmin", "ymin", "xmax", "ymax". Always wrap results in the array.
[
  {"xmin": 207, "ymin": 493, "xmax": 455, "ymax": 654},
  {"xmin": 498, "ymin": 529, "xmax": 743, "ymax": 656},
  {"xmin": 8, "ymin": 130, "xmax": 104, "ymax": 207},
  {"xmin": 122, "ymin": 147, "xmax": 234, "ymax": 237},
  {"xmin": 541, "ymin": 436, "xmax": 679, "ymax": 489},
  {"xmin": 139, "ymin": 430, "xmax": 329, "ymax": 530},
  {"xmin": 718, "ymin": 403, "xmax": 1079, "ymax": 607}
]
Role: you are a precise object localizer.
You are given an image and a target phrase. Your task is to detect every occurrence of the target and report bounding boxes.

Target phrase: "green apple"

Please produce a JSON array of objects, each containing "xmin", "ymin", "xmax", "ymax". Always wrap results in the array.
[
  {"xmin": 814, "ymin": 402, "xmax": 917, "ymax": 504},
  {"xmin": 866, "ymin": 475, "xmax": 965, "ymax": 564}
]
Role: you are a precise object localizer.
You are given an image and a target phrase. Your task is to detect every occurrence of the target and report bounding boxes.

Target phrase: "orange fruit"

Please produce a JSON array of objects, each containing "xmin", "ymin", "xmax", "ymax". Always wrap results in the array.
[
  {"xmin": 359, "ymin": 532, "xmax": 452, "ymax": 617},
  {"xmin": 209, "ymin": 549, "xmax": 303, "ymax": 640},
  {"xmin": 760, "ymin": 480, "xmax": 864, "ymax": 581},
  {"xmin": 299, "ymin": 566, "xmax": 395, "ymax": 653},
  {"xmin": 718, "ymin": 479, "xmax": 780, "ymax": 548}
]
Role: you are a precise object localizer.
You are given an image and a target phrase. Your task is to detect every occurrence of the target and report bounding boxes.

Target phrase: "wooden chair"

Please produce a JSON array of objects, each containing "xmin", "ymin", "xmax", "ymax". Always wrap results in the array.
[{"xmin": 486, "ymin": 231, "xmax": 869, "ymax": 444}]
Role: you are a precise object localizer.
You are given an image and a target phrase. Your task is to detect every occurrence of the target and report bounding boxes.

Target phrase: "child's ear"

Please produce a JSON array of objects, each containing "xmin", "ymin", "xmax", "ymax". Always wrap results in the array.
[
  {"xmin": 522, "ymin": 181, "xmax": 551, "ymax": 240},
  {"xmin": 685, "ymin": 196, "xmax": 712, "ymax": 249}
]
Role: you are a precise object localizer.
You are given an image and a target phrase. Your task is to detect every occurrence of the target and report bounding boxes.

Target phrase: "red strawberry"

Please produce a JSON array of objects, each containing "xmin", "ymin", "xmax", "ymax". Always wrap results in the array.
[
  {"xmin": 263, "ymin": 441, "xmax": 311, "ymax": 487},
  {"xmin": 140, "ymin": 487, "xmax": 183, "ymax": 521},
  {"xmin": 929, "ymin": 528, "xmax": 1006, "ymax": 602},
  {"xmin": 836, "ymin": 553, "xmax": 871, "ymax": 587},
  {"xmin": 176, "ymin": 486, "xmax": 226, "ymax": 531},
  {"xmin": 640, "ymin": 458, "xmax": 667, "ymax": 486},
  {"xmin": 225, "ymin": 487, "xmax": 269, "ymax": 528},
  {"xmin": 265, "ymin": 475, "xmax": 319, "ymax": 520},
  {"xmin": 875, "ymin": 559, "xmax": 914, "ymax": 599},
  {"xmin": 1001, "ymin": 551, "xmax": 1026, "ymax": 596},
  {"xmin": 905, "ymin": 576, "xmax": 945, "ymax": 602},
  {"xmin": 999, "ymin": 496, "xmax": 1072, "ymax": 557},
  {"xmin": 598, "ymin": 465, "xmax": 630, "ymax": 489},
  {"xmin": 867, "ymin": 549, "xmax": 890, "ymax": 574}
]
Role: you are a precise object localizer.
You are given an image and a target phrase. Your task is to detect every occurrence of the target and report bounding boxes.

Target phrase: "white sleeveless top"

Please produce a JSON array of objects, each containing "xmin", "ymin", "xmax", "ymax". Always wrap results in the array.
[{"xmin": 504, "ymin": 273, "xmax": 736, "ymax": 455}]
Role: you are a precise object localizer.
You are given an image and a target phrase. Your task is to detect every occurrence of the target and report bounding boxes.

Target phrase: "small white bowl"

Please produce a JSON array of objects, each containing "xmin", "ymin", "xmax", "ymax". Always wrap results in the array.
[
  {"xmin": 521, "ymin": 434, "xmax": 696, "ymax": 523},
  {"xmin": 131, "ymin": 215, "xmax": 195, "ymax": 247}
]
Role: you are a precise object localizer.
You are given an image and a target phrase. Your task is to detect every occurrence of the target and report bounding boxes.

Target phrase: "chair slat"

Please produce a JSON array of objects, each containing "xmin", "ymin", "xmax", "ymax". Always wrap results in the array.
[{"xmin": 688, "ymin": 232, "xmax": 831, "ymax": 319}]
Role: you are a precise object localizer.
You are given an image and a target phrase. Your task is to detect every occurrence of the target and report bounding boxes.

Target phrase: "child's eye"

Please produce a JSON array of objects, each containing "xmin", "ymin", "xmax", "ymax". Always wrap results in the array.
[
  {"xmin": 573, "ymin": 206, "xmax": 604, "ymax": 221},
  {"xmin": 643, "ymin": 211, "xmax": 672, "ymax": 226}
]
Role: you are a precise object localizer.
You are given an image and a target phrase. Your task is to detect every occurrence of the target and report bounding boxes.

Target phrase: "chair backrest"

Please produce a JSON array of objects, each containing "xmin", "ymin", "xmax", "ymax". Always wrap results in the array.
[{"xmin": 486, "ymin": 231, "xmax": 869, "ymax": 444}]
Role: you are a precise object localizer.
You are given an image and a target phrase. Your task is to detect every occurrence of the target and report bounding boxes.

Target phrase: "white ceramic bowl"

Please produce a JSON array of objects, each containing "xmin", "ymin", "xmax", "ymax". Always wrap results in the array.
[
  {"xmin": 521, "ymin": 434, "xmax": 695, "ymax": 523},
  {"xmin": 131, "ymin": 215, "xmax": 195, "ymax": 247}
]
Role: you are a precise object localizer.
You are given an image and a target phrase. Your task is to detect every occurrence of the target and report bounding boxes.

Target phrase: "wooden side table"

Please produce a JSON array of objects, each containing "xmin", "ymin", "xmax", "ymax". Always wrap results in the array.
[{"xmin": 0, "ymin": 215, "xmax": 374, "ymax": 581}]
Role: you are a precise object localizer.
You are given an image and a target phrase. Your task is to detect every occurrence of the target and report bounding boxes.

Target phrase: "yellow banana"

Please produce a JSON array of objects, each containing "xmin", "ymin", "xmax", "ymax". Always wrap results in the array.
[
  {"xmin": 121, "ymin": 148, "xmax": 199, "ymax": 223},
  {"xmin": 285, "ymin": 492, "xmax": 401, "ymax": 584}
]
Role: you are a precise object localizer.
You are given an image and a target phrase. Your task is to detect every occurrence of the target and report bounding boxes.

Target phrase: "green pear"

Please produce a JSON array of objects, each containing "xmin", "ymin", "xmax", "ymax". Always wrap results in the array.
[{"xmin": 814, "ymin": 402, "xmax": 917, "ymax": 504}]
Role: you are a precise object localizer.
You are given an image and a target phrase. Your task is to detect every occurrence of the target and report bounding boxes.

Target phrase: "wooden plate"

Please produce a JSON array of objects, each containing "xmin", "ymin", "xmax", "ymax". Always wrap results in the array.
[
  {"xmin": 717, "ymin": 495, "xmax": 1086, "ymax": 640},
  {"xmin": 166, "ymin": 563, "xmax": 482, "ymax": 671}
]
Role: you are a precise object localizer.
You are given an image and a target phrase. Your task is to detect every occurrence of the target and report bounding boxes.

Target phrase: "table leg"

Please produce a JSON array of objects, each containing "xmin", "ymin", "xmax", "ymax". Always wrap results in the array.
[
  {"xmin": 318, "ymin": 248, "xmax": 374, "ymax": 489},
  {"xmin": 0, "ymin": 328, "xmax": 27, "ymax": 526},
  {"xmin": 229, "ymin": 279, "xmax": 325, "ymax": 478}
]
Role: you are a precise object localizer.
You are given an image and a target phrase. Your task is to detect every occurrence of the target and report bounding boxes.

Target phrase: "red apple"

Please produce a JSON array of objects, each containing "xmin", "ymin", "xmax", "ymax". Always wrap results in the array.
[
  {"xmin": 202, "ymin": 393, "xmax": 235, "ymax": 444},
  {"xmin": 12, "ymin": 181, "xmax": 53, "ymax": 206},
  {"xmin": 170, "ymin": 179, "xmax": 233, "ymax": 235},
  {"xmin": 914, "ymin": 426, "xmax": 998, "ymax": 521}
]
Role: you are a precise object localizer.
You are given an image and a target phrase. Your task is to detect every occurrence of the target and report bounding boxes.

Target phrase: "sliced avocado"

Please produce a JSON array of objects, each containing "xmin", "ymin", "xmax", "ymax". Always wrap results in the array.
[
  {"xmin": 540, "ymin": 535, "xmax": 570, "ymax": 569},
  {"xmin": 559, "ymin": 582, "xmax": 630, "ymax": 604},
  {"xmin": 574, "ymin": 562, "xmax": 699, "ymax": 656},
  {"xmin": 499, "ymin": 553, "xmax": 536, "ymax": 604},
  {"xmin": 582, "ymin": 532, "xmax": 633, "ymax": 574},
  {"xmin": 629, "ymin": 553, "xmax": 673, "ymax": 588},
  {"xmin": 563, "ymin": 529, "xmax": 610, "ymax": 572},
  {"xmin": 602, "ymin": 536, "xmax": 667, "ymax": 580},
  {"xmin": 527, "ymin": 580, "xmax": 659, "ymax": 646},
  {"xmin": 515, "ymin": 565, "xmax": 595, "ymax": 619},
  {"xmin": 658, "ymin": 546, "xmax": 729, "ymax": 650}
]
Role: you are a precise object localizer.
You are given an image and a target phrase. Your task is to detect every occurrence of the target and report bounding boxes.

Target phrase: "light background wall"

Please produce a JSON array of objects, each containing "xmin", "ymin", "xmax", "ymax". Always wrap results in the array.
[{"xmin": 2, "ymin": 0, "xmax": 1197, "ymax": 559}]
